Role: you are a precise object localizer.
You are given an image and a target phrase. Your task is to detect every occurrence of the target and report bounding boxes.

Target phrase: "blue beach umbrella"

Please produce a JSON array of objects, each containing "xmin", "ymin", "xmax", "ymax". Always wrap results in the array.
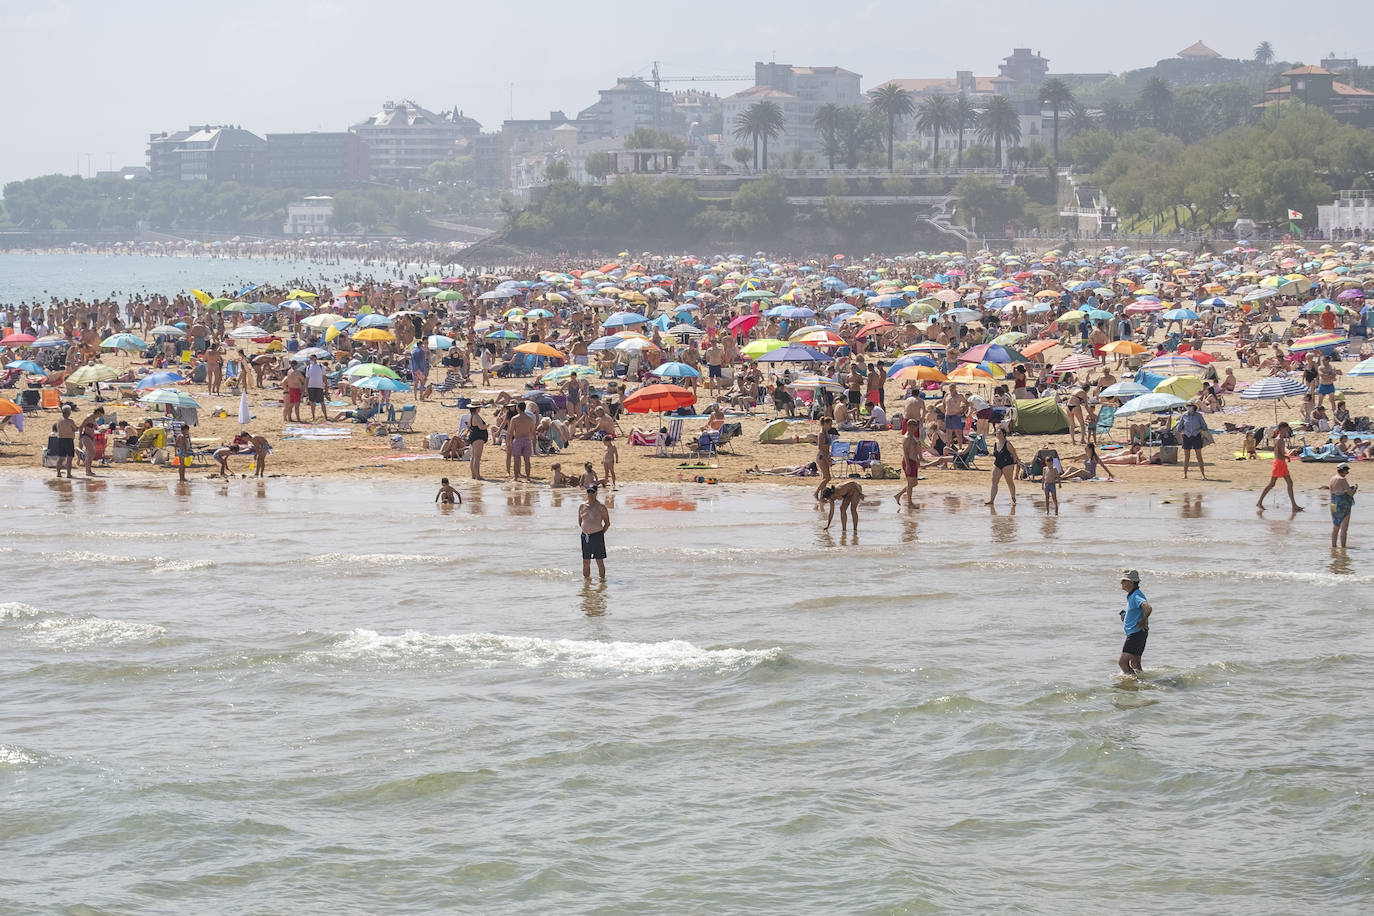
[
  {"xmin": 1115, "ymin": 392, "xmax": 1188, "ymax": 418},
  {"xmin": 602, "ymin": 312, "xmax": 649, "ymax": 328},
  {"xmin": 756, "ymin": 344, "xmax": 831, "ymax": 363},
  {"xmin": 349, "ymin": 375, "xmax": 410, "ymax": 392},
  {"xmin": 1099, "ymin": 380, "xmax": 1151, "ymax": 399},
  {"xmin": 100, "ymin": 333, "xmax": 147, "ymax": 352},
  {"xmin": 1240, "ymin": 375, "xmax": 1308, "ymax": 400},
  {"xmin": 650, "ymin": 361, "xmax": 702, "ymax": 379},
  {"xmin": 5, "ymin": 359, "xmax": 45, "ymax": 374},
  {"xmin": 135, "ymin": 371, "xmax": 187, "ymax": 389},
  {"xmin": 1161, "ymin": 308, "xmax": 1200, "ymax": 321}
]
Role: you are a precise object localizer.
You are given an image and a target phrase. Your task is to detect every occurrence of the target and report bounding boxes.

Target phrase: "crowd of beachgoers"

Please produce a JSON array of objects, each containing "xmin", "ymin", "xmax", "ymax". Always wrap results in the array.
[{"xmin": 1, "ymin": 241, "xmax": 1369, "ymax": 546}]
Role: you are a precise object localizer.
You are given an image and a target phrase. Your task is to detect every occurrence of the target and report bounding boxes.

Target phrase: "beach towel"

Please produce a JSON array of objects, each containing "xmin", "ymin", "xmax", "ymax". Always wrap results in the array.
[
  {"xmin": 282, "ymin": 425, "xmax": 352, "ymax": 440},
  {"xmin": 378, "ymin": 453, "xmax": 443, "ymax": 462}
]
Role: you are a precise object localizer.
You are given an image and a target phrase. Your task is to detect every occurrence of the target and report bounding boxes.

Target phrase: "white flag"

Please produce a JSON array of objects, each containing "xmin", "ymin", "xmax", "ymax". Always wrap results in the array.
[{"xmin": 1287, "ymin": 209, "xmax": 1303, "ymax": 220}]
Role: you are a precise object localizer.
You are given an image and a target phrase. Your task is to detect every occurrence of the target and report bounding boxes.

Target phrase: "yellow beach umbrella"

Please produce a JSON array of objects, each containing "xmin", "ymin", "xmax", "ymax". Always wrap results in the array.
[
  {"xmin": 353, "ymin": 328, "xmax": 396, "ymax": 342},
  {"xmin": 1154, "ymin": 375, "xmax": 1203, "ymax": 399}
]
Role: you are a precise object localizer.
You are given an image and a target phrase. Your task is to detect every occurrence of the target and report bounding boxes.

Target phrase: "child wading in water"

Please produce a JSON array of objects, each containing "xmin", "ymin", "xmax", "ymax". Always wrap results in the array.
[{"xmin": 435, "ymin": 477, "xmax": 461, "ymax": 505}]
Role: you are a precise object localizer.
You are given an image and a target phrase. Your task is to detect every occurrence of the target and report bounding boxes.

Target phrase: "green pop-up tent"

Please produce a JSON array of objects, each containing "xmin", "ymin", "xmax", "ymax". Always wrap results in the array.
[{"xmin": 1010, "ymin": 396, "xmax": 1069, "ymax": 435}]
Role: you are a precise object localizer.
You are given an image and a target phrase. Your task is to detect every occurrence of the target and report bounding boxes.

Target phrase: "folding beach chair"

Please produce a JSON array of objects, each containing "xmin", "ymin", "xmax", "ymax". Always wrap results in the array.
[
  {"xmin": 829, "ymin": 438, "xmax": 853, "ymax": 464},
  {"xmin": 1091, "ymin": 405, "xmax": 1118, "ymax": 443},
  {"xmin": 845, "ymin": 440, "xmax": 880, "ymax": 472}
]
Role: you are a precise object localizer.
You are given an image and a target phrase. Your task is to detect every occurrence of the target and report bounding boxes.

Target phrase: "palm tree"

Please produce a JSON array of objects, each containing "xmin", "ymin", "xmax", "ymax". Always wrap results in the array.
[
  {"xmin": 1065, "ymin": 100, "xmax": 1096, "ymax": 137},
  {"xmin": 1254, "ymin": 41, "xmax": 1275, "ymax": 65},
  {"xmin": 976, "ymin": 95, "xmax": 1022, "ymax": 169},
  {"xmin": 914, "ymin": 94, "xmax": 958, "ymax": 168},
  {"xmin": 750, "ymin": 100, "xmax": 785, "ymax": 170},
  {"xmin": 813, "ymin": 104, "xmax": 845, "ymax": 169},
  {"xmin": 1101, "ymin": 98, "xmax": 1135, "ymax": 137},
  {"xmin": 954, "ymin": 95, "xmax": 977, "ymax": 167},
  {"xmin": 1038, "ymin": 78, "xmax": 1075, "ymax": 166},
  {"xmin": 732, "ymin": 107, "xmax": 760, "ymax": 170},
  {"xmin": 1139, "ymin": 77, "xmax": 1173, "ymax": 130},
  {"xmin": 868, "ymin": 83, "xmax": 916, "ymax": 170}
]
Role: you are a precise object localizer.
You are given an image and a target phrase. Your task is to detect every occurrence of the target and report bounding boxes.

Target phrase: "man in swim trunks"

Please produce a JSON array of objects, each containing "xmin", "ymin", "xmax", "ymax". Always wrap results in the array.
[
  {"xmin": 1316, "ymin": 356, "xmax": 1341, "ymax": 411},
  {"xmin": 54, "ymin": 406, "xmax": 78, "ymax": 478},
  {"xmin": 282, "ymin": 364, "xmax": 306, "ymax": 423},
  {"xmin": 507, "ymin": 402, "xmax": 536, "ymax": 481},
  {"xmin": 1117, "ymin": 569, "xmax": 1152, "ymax": 676},
  {"xmin": 703, "ymin": 342, "xmax": 723, "ymax": 395},
  {"xmin": 1330, "ymin": 462, "xmax": 1357, "ymax": 549},
  {"xmin": 942, "ymin": 385, "xmax": 967, "ymax": 446},
  {"xmin": 578, "ymin": 485, "xmax": 611, "ymax": 578},
  {"xmin": 1256, "ymin": 422, "xmax": 1303, "ymax": 512},
  {"xmin": 894, "ymin": 421, "xmax": 921, "ymax": 508}
]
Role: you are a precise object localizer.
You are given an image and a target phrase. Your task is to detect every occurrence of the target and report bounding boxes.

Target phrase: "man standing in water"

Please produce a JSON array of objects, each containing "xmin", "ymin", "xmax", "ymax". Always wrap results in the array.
[
  {"xmin": 578, "ymin": 486, "xmax": 611, "ymax": 578},
  {"xmin": 1329, "ymin": 462, "xmax": 1357, "ymax": 549},
  {"xmin": 1117, "ymin": 569, "xmax": 1152, "ymax": 676}
]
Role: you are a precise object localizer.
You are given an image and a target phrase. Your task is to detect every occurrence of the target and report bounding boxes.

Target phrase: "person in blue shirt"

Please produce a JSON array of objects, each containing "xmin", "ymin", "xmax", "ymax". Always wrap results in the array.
[
  {"xmin": 409, "ymin": 341, "xmax": 430, "ymax": 402},
  {"xmin": 1117, "ymin": 569, "xmax": 1153, "ymax": 675}
]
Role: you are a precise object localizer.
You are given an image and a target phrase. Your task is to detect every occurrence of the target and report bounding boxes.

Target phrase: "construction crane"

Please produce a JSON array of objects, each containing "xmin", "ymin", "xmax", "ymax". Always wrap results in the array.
[{"xmin": 643, "ymin": 62, "xmax": 753, "ymax": 90}]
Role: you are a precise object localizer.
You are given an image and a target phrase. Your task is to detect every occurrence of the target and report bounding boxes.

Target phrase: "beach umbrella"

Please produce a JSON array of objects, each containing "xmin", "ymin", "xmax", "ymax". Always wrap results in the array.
[
  {"xmin": 756, "ymin": 344, "xmax": 830, "ymax": 363},
  {"xmin": 290, "ymin": 347, "xmax": 333, "ymax": 361},
  {"xmin": 148, "ymin": 324, "xmax": 186, "ymax": 337},
  {"xmin": 427, "ymin": 335, "xmax": 455, "ymax": 350},
  {"xmin": 349, "ymin": 375, "xmax": 410, "ymax": 392},
  {"xmin": 228, "ymin": 324, "xmax": 270, "ymax": 339},
  {"xmin": 66, "ymin": 364, "xmax": 119, "ymax": 385},
  {"xmin": 758, "ymin": 418, "xmax": 789, "ymax": 442},
  {"xmin": 1052, "ymin": 353, "xmax": 1100, "ymax": 373},
  {"xmin": 134, "ymin": 371, "xmax": 187, "ymax": 389},
  {"xmin": 1240, "ymin": 375, "xmax": 1308, "ymax": 400},
  {"xmin": 0, "ymin": 398, "xmax": 23, "ymax": 417},
  {"xmin": 728, "ymin": 314, "xmax": 761, "ymax": 335},
  {"xmin": 344, "ymin": 363, "xmax": 400, "ymax": 379},
  {"xmin": 1141, "ymin": 354, "xmax": 1206, "ymax": 376},
  {"xmin": 286, "ymin": 289, "xmax": 318, "ymax": 300},
  {"xmin": 665, "ymin": 323, "xmax": 704, "ymax": 338},
  {"xmin": 205, "ymin": 298, "xmax": 236, "ymax": 311},
  {"xmin": 945, "ymin": 365, "xmax": 994, "ymax": 384},
  {"xmin": 1099, "ymin": 380, "xmax": 1151, "ymax": 399},
  {"xmin": 1289, "ymin": 332, "xmax": 1349, "ymax": 352},
  {"xmin": 28, "ymin": 335, "xmax": 67, "ymax": 348},
  {"xmin": 741, "ymin": 338, "xmax": 785, "ymax": 358},
  {"xmin": 1020, "ymin": 340, "xmax": 1058, "ymax": 359},
  {"xmin": 356, "ymin": 313, "xmax": 393, "ymax": 328},
  {"xmin": 514, "ymin": 342, "xmax": 566, "ymax": 360},
  {"xmin": 1116, "ymin": 392, "xmax": 1187, "ymax": 418},
  {"xmin": 602, "ymin": 312, "xmax": 649, "ymax": 328},
  {"xmin": 1241, "ymin": 287, "xmax": 1278, "ymax": 303},
  {"xmin": 891, "ymin": 365, "xmax": 949, "ymax": 383},
  {"xmin": 485, "ymin": 330, "xmax": 524, "ymax": 341},
  {"xmin": 139, "ymin": 388, "xmax": 199, "ymax": 409},
  {"xmin": 623, "ymin": 383, "xmax": 696, "ymax": 414},
  {"xmin": 959, "ymin": 343, "xmax": 1024, "ymax": 364},
  {"xmin": 1161, "ymin": 308, "xmax": 1200, "ymax": 321},
  {"xmin": 101, "ymin": 333, "xmax": 147, "ymax": 351},
  {"xmin": 1348, "ymin": 357, "xmax": 1374, "ymax": 377},
  {"xmin": 1154, "ymin": 375, "xmax": 1204, "ymax": 399},
  {"xmin": 1335, "ymin": 288, "xmax": 1365, "ymax": 300},
  {"xmin": 650, "ymin": 361, "xmax": 702, "ymax": 379},
  {"xmin": 300, "ymin": 313, "xmax": 346, "ymax": 330},
  {"xmin": 887, "ymin": 355, "xmax": 938, "ymax": 376},
  {"xmin": 0, "ymin": 332, "xmax": 37, "ymax": 346},
  {"xmin": 352, "ymin": 328, "xmax": 396, "ymax": 343},
  {"xmin": 1240, "ymin": 373, "xmax": 1308, "ymax": 421},
  {"xmin": 614, "ymin": 337, "xmax": 660, "ymax": 352},
  {"xmin": 788, "ymin": 374, "xmax": 846, "ymax": 391},
  {"xmin": 944, "ymin": 307, "xmax": 982, "ymax": 324},
  {"xmin": 5, "ymin": 359, "xmax": 45, "ymax": 374},
  {"xmin": 1101, "ymin": 340, "xmax": 1147, "ymax": 356}
]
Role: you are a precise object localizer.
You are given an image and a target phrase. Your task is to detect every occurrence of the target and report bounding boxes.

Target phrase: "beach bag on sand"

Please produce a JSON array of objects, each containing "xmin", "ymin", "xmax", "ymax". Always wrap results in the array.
[{"xmin": 152, "ymin": 448, "xmax": 169, "ymax": 466}]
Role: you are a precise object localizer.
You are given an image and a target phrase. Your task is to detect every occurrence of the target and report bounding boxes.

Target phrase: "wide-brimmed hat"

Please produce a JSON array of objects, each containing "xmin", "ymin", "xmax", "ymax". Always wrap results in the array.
[{"xmin": 1120, "ymin": 569, "xmax": 1141, "ymax": 583}]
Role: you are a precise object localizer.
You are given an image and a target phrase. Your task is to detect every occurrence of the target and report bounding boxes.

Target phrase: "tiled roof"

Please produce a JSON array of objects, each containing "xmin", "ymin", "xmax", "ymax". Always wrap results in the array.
[{"xmin": 1177, "ymin": 40, "xmax": 1221, "ymax": 59}]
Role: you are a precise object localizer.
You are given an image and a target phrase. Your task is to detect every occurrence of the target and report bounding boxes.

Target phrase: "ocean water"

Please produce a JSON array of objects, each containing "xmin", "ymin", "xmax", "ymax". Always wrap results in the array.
[
  {"xmin": 1, "ymin": 476, "xmax": 1371, "ymax": 913},
  {"xmin": 0, "ymin": 252, "xmax": 394, "ymax": 304}
]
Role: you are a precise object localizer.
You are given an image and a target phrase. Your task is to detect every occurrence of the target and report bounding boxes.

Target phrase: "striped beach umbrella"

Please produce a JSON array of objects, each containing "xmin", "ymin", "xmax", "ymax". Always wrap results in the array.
[{"xmin": 1289, "ymin": 332, "xmax": 1349, "ymax": 352}]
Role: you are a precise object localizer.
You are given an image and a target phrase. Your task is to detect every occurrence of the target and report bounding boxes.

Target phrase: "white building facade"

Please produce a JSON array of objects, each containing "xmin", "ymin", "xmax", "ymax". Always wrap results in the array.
[
  {"xmin": 284, "ymin": 197, "xmax": 334, "ymax": 235},
  {"xmin": 1319, "ymin": 190, "xmax": 1374, "ymax": 233}
]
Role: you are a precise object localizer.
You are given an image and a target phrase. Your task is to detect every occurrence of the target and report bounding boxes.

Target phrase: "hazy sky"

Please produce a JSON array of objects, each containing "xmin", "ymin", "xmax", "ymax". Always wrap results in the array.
[{"xmin": 4, "ymin": 0, "xmax": 1367, "ymax": 188}]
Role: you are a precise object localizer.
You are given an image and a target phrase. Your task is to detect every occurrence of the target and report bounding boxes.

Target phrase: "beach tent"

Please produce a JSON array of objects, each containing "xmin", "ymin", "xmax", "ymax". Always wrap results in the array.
[{"xmin": 1010, "ymin": 396, "xmax": 1069, "ymax": 435}]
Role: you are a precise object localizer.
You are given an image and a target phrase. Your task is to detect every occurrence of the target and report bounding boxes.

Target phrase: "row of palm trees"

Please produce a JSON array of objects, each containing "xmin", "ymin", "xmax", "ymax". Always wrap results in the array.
[{"xmin": 732, "ymin": 80, "xmax": 1080, "ymax": 172}]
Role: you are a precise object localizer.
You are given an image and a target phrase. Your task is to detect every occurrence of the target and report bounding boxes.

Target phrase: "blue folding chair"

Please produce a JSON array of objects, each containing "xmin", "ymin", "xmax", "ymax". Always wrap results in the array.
[{"xmin": 846, "ymin": 440, "xmax": 880, "ymax": 471}]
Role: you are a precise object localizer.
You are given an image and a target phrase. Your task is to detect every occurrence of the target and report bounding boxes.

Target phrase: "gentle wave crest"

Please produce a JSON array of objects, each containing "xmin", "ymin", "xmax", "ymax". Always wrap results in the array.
[
  {"xmin": 0, "ymin": 602, "xmax": 47, "ymax": 620},
  {"xmin": 307, "ymin": 552, "xmax": 462, "ymax": 568},
  {"xmin": 22, "ymin": 616, "xmax": 167, "ymax": 647},
  {"xmin": 0, "ymin": 744, "xmax": 42, "ymax": 767},
  {"xmin": 328, "ymin": 629, "xmax": 781, "ymax": 676}
]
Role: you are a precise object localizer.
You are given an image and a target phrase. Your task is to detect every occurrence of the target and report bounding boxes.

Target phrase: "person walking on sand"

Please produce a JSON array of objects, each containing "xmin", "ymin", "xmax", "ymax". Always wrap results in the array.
[
  {"xmin": 1330, "ymin": 462, "xmax": 1357, "ymax": 549},
  {"xmin": 304, "ymin": 354, "xmax": 331, "ymax": 422},
  {"xmin": 1116, "ymin": 569, "xmax": 1152, "ymax": 676},
  {"xmin": 1177, "ymin": 403, "xmax": 1208, "ymax": 480},
  {"xmin": 985, "ymin": 427, "xmax": 1020, "ymax": 507},
  {"xmin": 578, "ymin": 486, "xmax": 611, "ymax": 578},
  {"xmin": 601, "ymin": 438, "xmax": 619, "ymax": 490},
  {"xmin": 894, "ymin": 421, "xmax": 922, "ymax": 508},
  {"xmin": 1257, "ymin": 422, "xmax": 1303, "ymax": 511},
  {"xmin": 507, "ymin": 401, "xmax": 536, "ymax": 481}
]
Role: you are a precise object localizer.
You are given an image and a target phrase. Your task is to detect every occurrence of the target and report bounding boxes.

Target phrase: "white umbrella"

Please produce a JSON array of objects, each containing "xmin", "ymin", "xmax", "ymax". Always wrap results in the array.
[{"xmin": 228, "ymin": 325, "xmax": 269, "ymax": 339}]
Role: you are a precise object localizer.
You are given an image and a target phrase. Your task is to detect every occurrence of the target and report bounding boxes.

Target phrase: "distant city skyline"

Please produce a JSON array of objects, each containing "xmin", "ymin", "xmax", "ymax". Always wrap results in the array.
[{"xmin": 4, "ymin": 0, "xmax": 1367, "ymax": 188}]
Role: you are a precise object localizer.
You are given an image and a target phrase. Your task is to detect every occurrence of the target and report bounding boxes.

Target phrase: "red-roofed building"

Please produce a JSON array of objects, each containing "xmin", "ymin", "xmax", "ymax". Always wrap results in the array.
[{"xmin": 1255, "ymin": 66, "xmax": 1374, "ymax": 126}]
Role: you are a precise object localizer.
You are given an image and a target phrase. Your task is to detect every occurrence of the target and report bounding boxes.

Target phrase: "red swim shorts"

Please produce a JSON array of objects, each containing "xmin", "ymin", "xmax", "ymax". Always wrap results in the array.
[{"xmin": 287, "ymin": 388, "xmax": 303, "ymax": 404}]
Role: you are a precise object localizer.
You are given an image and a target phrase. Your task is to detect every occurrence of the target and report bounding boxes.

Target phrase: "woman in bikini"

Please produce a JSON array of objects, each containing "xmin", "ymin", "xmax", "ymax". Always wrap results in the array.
[{"xmin": 985, "ymin": 427, "xmax": 1020, "ymax": 506}]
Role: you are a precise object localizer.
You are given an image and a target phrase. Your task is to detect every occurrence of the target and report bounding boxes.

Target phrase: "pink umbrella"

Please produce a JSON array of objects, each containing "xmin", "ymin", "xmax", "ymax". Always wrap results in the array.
[
  {"xmin": 728, "ymin": 314, "xmax": 759, "ymax": 336},
  {"xmin": 1052, "ymin": 353, "xmax": 1101, "ymax": 372},
  {"xmin": 0, "ymin": 333, "xmax": 36, "ymax": 346}
]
